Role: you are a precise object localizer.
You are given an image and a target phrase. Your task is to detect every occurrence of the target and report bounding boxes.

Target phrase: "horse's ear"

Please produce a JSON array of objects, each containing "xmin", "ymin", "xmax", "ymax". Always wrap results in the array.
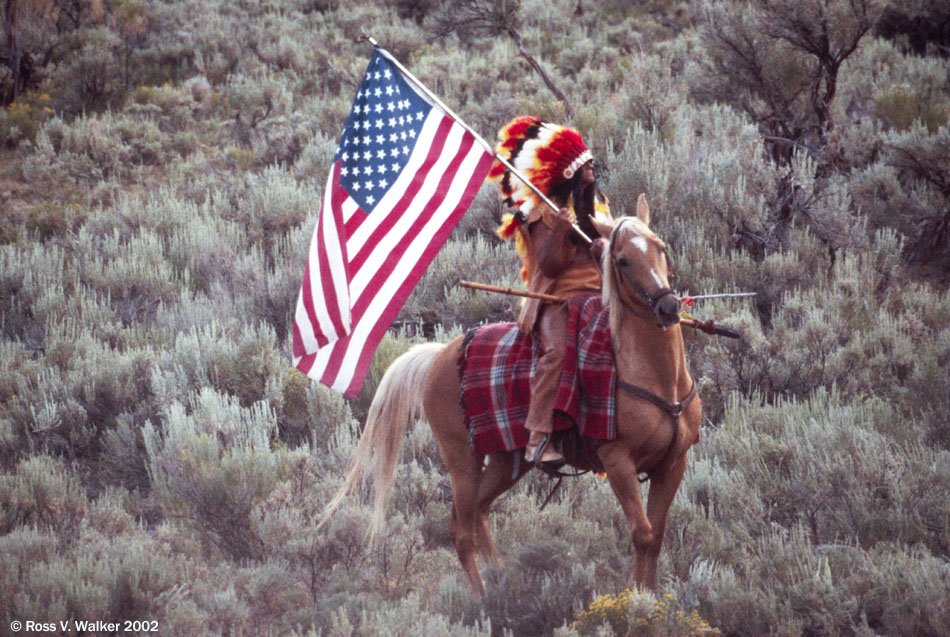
[
  {"xmin": 591, "ymin": 217, "xmax": 614, "ymax": 239},
  {"xmin": 636, "ymin": 194, "xmax": 650, "ymax": 225}
]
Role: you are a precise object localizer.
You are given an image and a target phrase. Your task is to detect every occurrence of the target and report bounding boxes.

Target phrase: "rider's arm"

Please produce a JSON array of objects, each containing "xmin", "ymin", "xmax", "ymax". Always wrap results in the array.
[{"xmin": 531, "ymin": 207, "xmax": 575, "ymax": 279}]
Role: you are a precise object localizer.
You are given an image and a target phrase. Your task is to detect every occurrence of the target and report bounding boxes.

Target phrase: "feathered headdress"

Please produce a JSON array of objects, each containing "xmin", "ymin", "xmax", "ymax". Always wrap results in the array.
[{"xmin": 488, "ymin": 116, "xmax": 593, "ymax": 213}]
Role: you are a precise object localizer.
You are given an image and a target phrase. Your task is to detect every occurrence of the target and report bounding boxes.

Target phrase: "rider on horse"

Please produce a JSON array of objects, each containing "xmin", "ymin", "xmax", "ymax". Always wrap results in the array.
[{"xmin": 489, "ymin": 116, "xmax": 611, "ymax": 469}]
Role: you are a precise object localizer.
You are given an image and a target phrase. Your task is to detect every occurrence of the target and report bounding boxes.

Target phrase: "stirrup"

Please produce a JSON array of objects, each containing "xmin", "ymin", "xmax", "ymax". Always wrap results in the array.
[{"xmin": 528, "ymin": 434, "xmax": 565, "ymax": 470}]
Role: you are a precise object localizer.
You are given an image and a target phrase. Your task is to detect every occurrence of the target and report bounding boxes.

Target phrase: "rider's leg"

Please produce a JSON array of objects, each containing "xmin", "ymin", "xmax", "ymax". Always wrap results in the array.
[{"xmin": 524, "ymin": 301, "xmax": 568, "ymax": 466}]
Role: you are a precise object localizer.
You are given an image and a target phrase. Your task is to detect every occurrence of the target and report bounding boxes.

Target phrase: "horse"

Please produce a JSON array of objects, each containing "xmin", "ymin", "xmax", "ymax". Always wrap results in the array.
[{"xmin": 319, "ymin": 194, "xmax": 701, "ymax": 596}]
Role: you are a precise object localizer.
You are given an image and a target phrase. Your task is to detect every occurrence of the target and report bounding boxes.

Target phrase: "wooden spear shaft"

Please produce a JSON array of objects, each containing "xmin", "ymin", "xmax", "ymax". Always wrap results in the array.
[{"xmin": 459, "ymin": 280, "xmax": 562, "ymax": 302}]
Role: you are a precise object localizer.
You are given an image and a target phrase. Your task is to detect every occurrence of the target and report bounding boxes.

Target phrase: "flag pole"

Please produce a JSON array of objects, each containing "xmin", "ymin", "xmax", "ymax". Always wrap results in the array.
[{"xmin": 362, "ymin": 33, "xmax": 592, "ymax": 245}]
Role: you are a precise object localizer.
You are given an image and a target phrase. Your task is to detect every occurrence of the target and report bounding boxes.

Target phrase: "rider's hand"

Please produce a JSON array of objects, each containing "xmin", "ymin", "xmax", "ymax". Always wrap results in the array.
[{"xmin": 554, "ymin": 207, "xmax": 573, "ymax": 227}]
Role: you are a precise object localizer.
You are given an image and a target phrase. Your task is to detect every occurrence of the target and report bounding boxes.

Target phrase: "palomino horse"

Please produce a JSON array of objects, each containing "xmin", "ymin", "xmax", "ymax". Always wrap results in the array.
[{"xmin": 320, "ymin": 195, "xmax": 701, "ymax": 595}]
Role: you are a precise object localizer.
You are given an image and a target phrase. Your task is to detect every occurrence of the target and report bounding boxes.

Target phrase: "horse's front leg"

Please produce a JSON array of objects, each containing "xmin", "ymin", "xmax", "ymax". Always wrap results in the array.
[
  {"xmin": 638, "ymin": 453, "xmax": 687, "ymax": 589},
  {"xmin": 597, "ymin": 442, "xmax": 656, "ymax": 589}
]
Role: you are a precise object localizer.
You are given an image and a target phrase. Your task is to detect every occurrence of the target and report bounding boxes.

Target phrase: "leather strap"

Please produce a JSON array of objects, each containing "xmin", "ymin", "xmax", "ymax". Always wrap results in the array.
[{"xmin": 615, "ymin": 379, "xmax": 697, "ymax": 483}]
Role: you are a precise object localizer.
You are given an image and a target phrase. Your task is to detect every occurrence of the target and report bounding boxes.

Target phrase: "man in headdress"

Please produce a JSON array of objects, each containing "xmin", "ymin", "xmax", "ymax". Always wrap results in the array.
[{"xmin": 491, "ymin": 116, "xmax": 611, "ymax": 468}]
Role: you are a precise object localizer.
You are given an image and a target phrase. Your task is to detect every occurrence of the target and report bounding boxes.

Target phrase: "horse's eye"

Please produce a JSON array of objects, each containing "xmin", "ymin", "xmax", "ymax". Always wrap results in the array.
[{"xmin": 616, "ymin": 257, "xmax": 629, "ymax": 268}]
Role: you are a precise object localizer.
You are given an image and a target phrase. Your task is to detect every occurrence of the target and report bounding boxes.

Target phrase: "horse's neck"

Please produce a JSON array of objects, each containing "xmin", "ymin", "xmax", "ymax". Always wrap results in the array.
[{"xmin": 613, "ymin": 311, "xmax": 691, "ymax": 400}]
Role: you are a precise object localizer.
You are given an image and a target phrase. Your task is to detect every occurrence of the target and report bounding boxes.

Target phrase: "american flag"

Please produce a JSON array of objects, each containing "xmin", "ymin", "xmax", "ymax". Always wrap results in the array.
[{"xmin": 292, "ymin": 50, "xmax": 493, "ymax": 397}]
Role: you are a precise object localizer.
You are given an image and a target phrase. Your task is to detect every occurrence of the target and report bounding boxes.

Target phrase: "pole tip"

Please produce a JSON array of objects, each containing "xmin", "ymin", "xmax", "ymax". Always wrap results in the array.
[{"xmin": 358, "ymin": 30, "xmax": 378, "ymax": 47}]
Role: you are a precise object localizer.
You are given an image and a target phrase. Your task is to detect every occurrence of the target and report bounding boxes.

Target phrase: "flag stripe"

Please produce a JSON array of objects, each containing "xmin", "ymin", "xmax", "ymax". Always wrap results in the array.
[
  {"xmin": 343, "ymin": 206, "xmax": 366, "ymax": 239},
  {"xmin": 313, "ymin": 164, "xmax": 349, "ymax": 341},
  {"xmin": 294, "ymin": 163, "xmax": 350, "ymax": 352}
]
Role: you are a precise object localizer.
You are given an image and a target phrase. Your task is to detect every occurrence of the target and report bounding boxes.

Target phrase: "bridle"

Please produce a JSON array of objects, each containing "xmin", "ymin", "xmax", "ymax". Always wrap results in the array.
[{"xmin": 608, "ymin": 219, "xmax": 679, "ymax": 326}]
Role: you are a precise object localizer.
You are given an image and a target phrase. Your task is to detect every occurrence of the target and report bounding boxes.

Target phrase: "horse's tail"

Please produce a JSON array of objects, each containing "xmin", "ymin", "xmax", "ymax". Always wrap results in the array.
[{"xmin": 318, "ymin": 342, "xmax": 445, "ymax": 538}]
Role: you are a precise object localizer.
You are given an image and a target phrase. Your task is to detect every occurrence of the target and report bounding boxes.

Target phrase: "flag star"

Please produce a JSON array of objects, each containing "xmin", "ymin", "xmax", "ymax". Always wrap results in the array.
[
  {"xmin": 402, "ymin": 146, "xmax": 409, "ymax": 155},
  {"xmin": 378, "ymin": 178, "xmax": 388, "ymax": 189},
  {"xmin": 389, "ymin": 117, "xmax": 397, "ymax": 127},
  {"xmin": 375, "ymin": 119, "xmax": 384, "ymax": 129},
  {"xmin": 398, "ymin": 100, "xmax": 407, "ymax": 110},
  {"xmin": 374, "ymin": 71, "xmax": 381, "ymax": 80},
  {"xmin": 378, "ymin": 164, "xmax": 388, "ymax": 173},
  {"xmin": 364, "ymin": 165, "xmax": 374, "ymax": 175},
  {"xmin": 375, "ymin": 103, "xmax": 383, "ymax": 113},
  {"xmin": 377, "ymin": 149, "xmax": 385, "ymax": 159},
  {"xmin": 391, "ymin": 162, "xmax": 400, "ymax": 172},
  {"xmin": 408, "ymin": 129, "xmax": 416, "ymax": 138},
  {"xmin": 391, "ymin": 148, "xmax": 400, "ymax": 158},
  {"xmin": 364, "ymin": 180, "xmax": 374, "ymax": 190},
  {"xmin": 342, "ymin": 152, "xmax": 349, "ymax": 161},
  {"xmin": 341, "ymin": 166, "xmax": 348, "ymax": 176},
  {"xmin": 387, "ymin": 101, "xmax": 395, "ymax": 112},
  {"xmin": 416, "ymin": 112, "xmax": 424, "ymax": 120},
  {"xmin": 366, "ymin": 194, "xmax": 376, "ymax": 205},
  {"xmin": 353, "ymin": 104, "xmax": 361, "ymax": 115},
  {"xmin": 383, "ymin": 68, "xmax": 392, "ymax": 79},
  {"xmin": 385, "ymin": 85, "xmax": 394, "ymax": 96},
  {"xmin": 376, "ymin": 134, "xmax": 384, "ymax": 144},
  {"xmin": 352, "ymin": 166, "xmax": 360, "ymax": 175},
  {"xmin": 389, "ymin": 133, "xmax": 398, "ymax": 143},
  {"xmin": 394, "ymin": 85, "xmax": 400, "ymax": 94},
  {"xmin": 374, "ymin": 87, "xmax": 382, "ymax": 97},
  {"xmin": 352, "ymin": 182, "xmax": 361, "ymax": 191},
  {"xmin": 363, "ymin": 151, "xmax": 372, "ymax": 160},
  {"xmin": 398, "ymin": 116, "xmax": 405, "ymax": 126},
  {"xmin": 400, "ymin": 131, "xmax": 407, "ymax": 140}
]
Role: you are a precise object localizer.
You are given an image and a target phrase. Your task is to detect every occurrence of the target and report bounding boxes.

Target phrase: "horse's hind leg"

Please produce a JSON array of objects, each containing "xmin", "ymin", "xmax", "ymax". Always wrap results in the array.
[
  {"xmin": 475, "ymin": 453, "xmax": 532, "ymax": 567},
  {"xmin": 423, "ymin": 336, "xmax": 487, "ymax": 595},
  {"xmin": 446, "ymin": 472, "xmax": 485, "ymax": 594}
]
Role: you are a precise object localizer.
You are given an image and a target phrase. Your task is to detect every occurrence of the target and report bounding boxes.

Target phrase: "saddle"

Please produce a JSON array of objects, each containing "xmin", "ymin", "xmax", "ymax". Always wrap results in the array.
[{"xmin": 457, "ymin": 294, "xmax": 616, "ymax": 458}]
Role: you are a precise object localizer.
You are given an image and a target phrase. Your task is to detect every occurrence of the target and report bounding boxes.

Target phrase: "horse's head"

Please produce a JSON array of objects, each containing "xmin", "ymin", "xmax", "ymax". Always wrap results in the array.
[{"xmin": 592, "ymin": 194, "xmax": 680, "ymax": 328}]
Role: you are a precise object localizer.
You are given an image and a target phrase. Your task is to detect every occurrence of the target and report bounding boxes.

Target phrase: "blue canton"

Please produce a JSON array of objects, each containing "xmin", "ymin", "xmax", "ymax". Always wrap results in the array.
[{"xmin": 335, "ymin": 51, "xmax": 432, "ymax": 213}]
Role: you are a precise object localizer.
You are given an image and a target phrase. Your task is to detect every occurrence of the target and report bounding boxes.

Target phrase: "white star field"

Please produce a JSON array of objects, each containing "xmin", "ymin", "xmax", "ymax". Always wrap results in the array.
[{"xmin": 335, "ymin": 53, "xmax": 431, "ymax": 211}]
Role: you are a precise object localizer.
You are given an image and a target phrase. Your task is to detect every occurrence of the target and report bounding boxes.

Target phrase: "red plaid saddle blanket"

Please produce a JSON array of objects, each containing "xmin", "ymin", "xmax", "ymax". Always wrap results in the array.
[{"xmin": 458, "ymin": 294, "xmax": 616, "ymax": 455}]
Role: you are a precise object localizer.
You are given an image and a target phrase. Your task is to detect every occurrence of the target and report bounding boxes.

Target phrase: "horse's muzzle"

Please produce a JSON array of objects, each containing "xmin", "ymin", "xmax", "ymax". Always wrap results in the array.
[{"xmin": 654, "ymin": 294, "xmax": 681, "ymax": 328}]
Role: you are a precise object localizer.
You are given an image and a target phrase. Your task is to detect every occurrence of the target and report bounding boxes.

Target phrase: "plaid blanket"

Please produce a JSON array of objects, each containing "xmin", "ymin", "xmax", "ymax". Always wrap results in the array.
[{"xmin": 459, "ymin": 294, "xmax": 615, "ymax": 455}]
